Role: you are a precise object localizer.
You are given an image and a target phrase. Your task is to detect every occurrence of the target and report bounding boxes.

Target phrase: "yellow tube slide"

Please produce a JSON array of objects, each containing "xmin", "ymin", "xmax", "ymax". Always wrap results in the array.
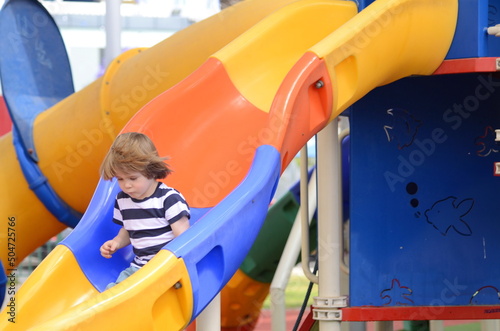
[
  {"xmin": 218, "ymin": 0, "xmax": 457, "ymax": 118},
  {"xmin": 0, "ymin": 0, "xmax": 302, "ymax": 269}
]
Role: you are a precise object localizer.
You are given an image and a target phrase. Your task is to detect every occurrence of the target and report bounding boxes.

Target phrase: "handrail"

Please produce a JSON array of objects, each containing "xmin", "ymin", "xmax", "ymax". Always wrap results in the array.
[
  {"xmin": 300, "ymin": 144, "xmax": 319, "ymax": 284},
  {"xmin": 12, "ymin": 129, "xmax": 82, "ymax": 228},
  {"xmin": 339, "ymin": 127, "xmax": 350, "ymax": 275},
  {"xmin": 271, "ymin": 167, "xmax": 317, "ymax": 330}
]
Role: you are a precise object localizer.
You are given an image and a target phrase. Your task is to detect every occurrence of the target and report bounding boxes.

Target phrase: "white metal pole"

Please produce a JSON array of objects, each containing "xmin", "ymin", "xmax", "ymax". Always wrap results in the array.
[
  {"xmin": 196, "ymin": 293, "xmax": 221, "ymax": 331},
  {"xmin": 315, "ymin": 119, "xmax": 343, "ymax": 331},
  {"xmin": 430, "ymin": 320, "xmax": 444, "ymax": 331},
  {"xmin": 374, "ymin": 321, "xmax": 393, "ymax": 331},
  {"xmin": 105, "ymin": 0, "xmax": 122, "ymax": 67},
  {"xmin": 481, "ymin": 320, "xmax": 500, "ymax": 331}
]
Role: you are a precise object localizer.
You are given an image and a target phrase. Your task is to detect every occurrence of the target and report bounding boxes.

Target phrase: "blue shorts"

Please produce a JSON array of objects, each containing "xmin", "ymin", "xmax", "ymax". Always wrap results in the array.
[{"xmin": 105, "ymin": 265, "xmax": 140, "ymax": 290}]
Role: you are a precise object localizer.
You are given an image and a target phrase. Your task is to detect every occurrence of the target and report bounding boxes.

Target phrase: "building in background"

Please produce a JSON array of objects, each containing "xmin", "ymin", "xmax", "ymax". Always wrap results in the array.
[{"xmin": 5, "ymin": 0, "xmax": 221, "ymax": 91}]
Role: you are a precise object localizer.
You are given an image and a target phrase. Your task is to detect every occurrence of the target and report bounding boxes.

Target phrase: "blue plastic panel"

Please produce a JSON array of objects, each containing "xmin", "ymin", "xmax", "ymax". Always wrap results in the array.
[
  {"xmin": 0, "ymin": 0, "xmax": 74, "ymax": 160},
  {"xmin": 446, "ymin": 0, "xmax": 500, "ymax": 59},
  {"xmin": 167, "ymin": 144, "xmax": 281, "ymax": 320},
  {"xmin": 0, "ymin": 0, "xmax": 79, "ymax": 228},
  {"xmin": 350, "ymin": 72, "xmax": 500, "ymax": 307}
]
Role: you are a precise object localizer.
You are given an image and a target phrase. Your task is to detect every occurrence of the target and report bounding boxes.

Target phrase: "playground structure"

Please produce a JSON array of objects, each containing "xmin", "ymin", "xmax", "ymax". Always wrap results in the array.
[{"xmin": 1, "ymin": 0, "xmax": 500, "ymax": 330}]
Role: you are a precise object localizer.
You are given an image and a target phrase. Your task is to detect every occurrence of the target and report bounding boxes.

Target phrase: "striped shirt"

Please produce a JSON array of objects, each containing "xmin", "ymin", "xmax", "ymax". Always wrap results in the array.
[{"xmin": 113, "ymin": 182, "xmax": 190, "ymax": 268}]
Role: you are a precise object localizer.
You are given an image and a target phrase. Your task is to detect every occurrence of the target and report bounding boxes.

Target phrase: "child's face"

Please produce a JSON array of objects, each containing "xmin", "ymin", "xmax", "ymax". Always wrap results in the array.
[{"xmin": 115, "ymin": 170, "xmax": 157, "ymax": 200}]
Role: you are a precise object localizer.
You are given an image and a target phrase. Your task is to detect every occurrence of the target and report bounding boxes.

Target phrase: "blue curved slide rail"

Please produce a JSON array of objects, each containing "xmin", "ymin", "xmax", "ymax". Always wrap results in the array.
[
  {"xmin": 0, "ymin": 262, "xmax": 6, "ymax": 308},
  {"xmin": 168, "ymin": 144, "xmax": 281, "ymax": 319},
  {"xmin": 13, "ymin": 129, "xmax": 82, "ymax": 228}
]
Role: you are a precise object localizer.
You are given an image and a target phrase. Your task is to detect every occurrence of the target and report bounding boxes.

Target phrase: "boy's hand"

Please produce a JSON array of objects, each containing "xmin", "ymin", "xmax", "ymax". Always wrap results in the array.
[
  {"xmin": 100, "ymin": 240, "xmax": 118, "ymax": 258},
  {"xmin": 100, "ymin": 228, "xmax": 130, "ymax": 258}
]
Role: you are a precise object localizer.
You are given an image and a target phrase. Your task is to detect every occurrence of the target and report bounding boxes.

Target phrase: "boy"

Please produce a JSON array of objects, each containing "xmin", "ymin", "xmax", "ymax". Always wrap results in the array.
[{"xmin": 99, "ymin": 132, "xmax": 190, "ymax": 288}]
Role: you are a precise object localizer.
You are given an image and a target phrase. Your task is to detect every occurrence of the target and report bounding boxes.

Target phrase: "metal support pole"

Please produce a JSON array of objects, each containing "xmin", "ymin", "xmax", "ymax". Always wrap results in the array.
[
  {"xmin": 105, "ymin": 0, "xmax": 122, "ymax": 67},
  {"xmin": 314, "ymin": 119, "xmax": 344, "ymax": 331},
  {"xmin": 482, "ymin": 320, "xmax": 500, "ymax": 331},
  {"xmin": 429, "ymin": 320, "xmax": 444, "ymax": 331},
  {"xmin": 196, "ymin": 293, "xmax": 221, "ymax": 331},
  {"xmin": 375, "ymin": 321, "xmax": 393, "ymax": 331}
]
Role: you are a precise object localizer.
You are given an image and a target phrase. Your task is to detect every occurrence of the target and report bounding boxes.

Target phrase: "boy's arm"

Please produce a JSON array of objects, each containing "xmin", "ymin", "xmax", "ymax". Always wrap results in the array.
[
  {"xmin": 100, "ymin": 228, "xmax": 131, "ymax": 258},
  {"xmin": 113, "ymin": 227, "xmax": 131, "ymax": 248},
  {"xmin": 171, "ymin": 216, "xmax": 190, "ymax": 237}
]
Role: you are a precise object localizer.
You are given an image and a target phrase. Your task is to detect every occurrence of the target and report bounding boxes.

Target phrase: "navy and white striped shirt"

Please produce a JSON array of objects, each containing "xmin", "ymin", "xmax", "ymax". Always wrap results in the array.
[{"xmin": 113, "ymin": 182, "xmax": 190, "ymax": 268}]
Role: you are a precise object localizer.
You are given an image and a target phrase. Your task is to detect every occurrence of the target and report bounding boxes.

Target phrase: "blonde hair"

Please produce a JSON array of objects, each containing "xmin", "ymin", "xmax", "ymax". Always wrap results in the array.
[{"xmin": 100, "ymin": 132, "xmax": 172, "ymax": 180}]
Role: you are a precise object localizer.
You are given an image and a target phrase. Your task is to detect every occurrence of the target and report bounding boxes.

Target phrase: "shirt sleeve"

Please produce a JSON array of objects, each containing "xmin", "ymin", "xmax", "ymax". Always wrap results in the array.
[
  {"xmin": 112, "ymin": 199, "xmax": 124, "ymax": 226},
  {"xmin": 164, "ymin": 190, "xmax": 190, "ymax": 224}
]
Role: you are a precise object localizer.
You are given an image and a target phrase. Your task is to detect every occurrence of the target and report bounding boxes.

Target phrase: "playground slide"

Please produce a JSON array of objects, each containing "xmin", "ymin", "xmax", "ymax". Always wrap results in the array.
[
  {"xmin": 0, "ymin": 0, "xmax": 457, "ymax": 329},
  {"xmin": 0, "ymin": 0, "xmax": 302, "ymax": 274}
]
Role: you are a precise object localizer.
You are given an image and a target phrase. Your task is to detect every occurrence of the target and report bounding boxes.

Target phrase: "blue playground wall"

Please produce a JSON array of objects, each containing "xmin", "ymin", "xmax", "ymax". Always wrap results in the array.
[
  {"xmin": 349, "ymin": 72, "xmax": 500, "ymax": 307},
  {"xmin": 358, "ymin": 0, "xmax": 500, "ymax": 59}
]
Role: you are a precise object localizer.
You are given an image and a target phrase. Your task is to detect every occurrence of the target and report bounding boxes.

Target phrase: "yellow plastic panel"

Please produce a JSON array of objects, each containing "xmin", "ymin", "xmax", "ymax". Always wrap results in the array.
[
  {"xmin": 0, "ymin": 245, "xmax": 98, "ymax": 330},
  {"xmin": 215, "ymin": 0, "xmax": 358, "ymax": 112},
  {"xmin": 0, "ymin": 136, "xmax": 67, "ymax": 270},
  {"xmin": 221, "ymin": 269, "xmax": 271, "ymax": 328},
  {"xmin": 28, "ymin": 250, "xmax": 193, "ymax": 331},
  {"xmin": 309, "ymin": 0, "xmax": 458, "ymax": 116}
]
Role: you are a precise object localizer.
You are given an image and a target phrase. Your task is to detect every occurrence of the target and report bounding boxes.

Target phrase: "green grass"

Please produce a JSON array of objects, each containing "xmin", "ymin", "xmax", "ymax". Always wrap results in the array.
[
  {"xmin": 262, "ymin": 273, "xmax": 318, "ymax": 309},
  {"xmin": 444, "ymin": 322, "xmax": 481, "ymax": 331}
]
